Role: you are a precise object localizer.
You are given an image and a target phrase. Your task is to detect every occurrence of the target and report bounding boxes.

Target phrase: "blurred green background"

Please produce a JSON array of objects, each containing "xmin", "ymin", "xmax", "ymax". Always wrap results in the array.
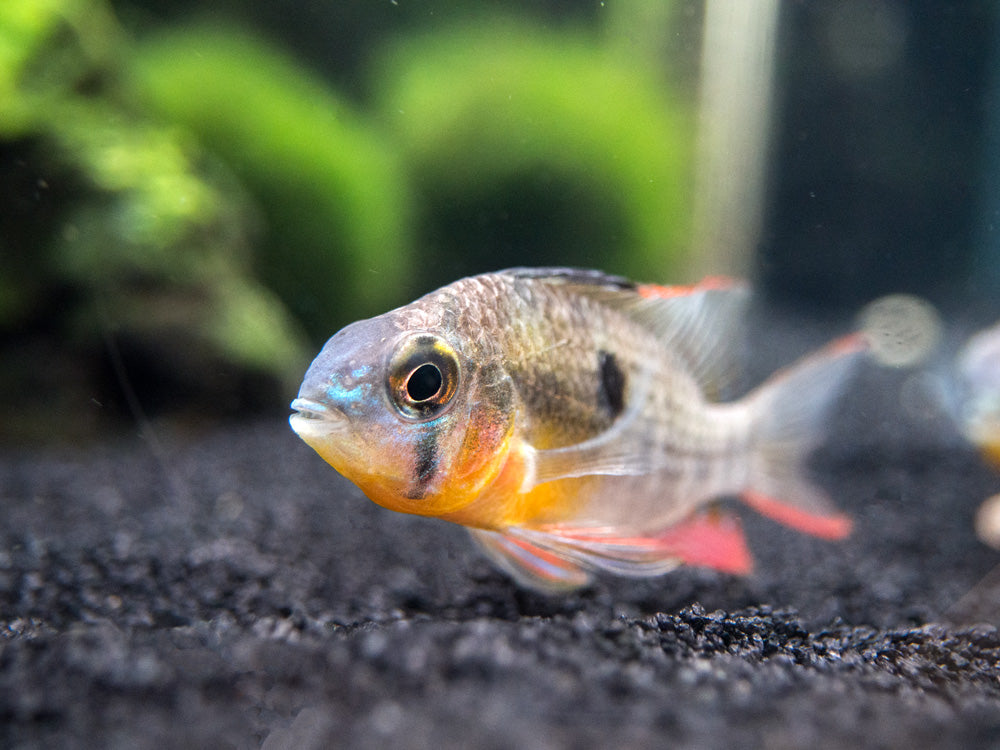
[
  {"xmin": 0, "ymin": 0, "xmax": 698, "ymax": 440},
  {"xmin": 3, "ymin": 1, "xmax": 993, "ymax": 442}
]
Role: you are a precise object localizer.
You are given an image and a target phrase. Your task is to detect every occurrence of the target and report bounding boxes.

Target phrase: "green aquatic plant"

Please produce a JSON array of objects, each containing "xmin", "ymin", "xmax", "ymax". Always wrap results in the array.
[
  {"xmin": 372, "ymin": 16, "xmax": 694, "ymax": 286},
  {"xmin": 128, "ymin": 25, "xmax": 415, "ymax": 338},
  {"xmin": 0, "ymin": 0, "xmax": 312, "ymax": 434}
]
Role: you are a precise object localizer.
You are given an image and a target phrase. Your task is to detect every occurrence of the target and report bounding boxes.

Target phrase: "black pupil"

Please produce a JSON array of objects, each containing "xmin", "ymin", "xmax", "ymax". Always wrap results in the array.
[{"xmin": 406, "ymin": 363, "xmax": 443, "ymax": 402}]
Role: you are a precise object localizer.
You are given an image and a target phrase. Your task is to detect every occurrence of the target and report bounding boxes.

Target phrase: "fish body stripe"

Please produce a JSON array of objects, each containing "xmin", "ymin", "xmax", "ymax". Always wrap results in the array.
[{"xmin": 407, "ymin": 431, "xmax": 439, "ymax": 499}]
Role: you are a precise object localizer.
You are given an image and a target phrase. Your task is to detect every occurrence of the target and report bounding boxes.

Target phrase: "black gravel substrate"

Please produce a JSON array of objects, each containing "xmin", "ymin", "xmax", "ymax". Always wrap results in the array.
[{"xmin": 2, "ymin": 319, "xmax": 1000, "ymax": 749}]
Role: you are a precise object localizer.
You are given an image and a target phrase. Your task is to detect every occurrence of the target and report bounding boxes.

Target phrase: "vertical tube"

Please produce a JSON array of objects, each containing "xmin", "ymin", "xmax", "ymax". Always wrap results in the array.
[{"xmin": 691, "ymin": 0, "xmax": 781, "ymax": 278}]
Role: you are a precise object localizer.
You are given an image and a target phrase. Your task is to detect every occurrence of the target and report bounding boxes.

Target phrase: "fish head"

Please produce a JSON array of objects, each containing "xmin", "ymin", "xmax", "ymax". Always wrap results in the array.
[{"xmin": 290, "ymin": 311, "xmax": 517, "ymax": 518}]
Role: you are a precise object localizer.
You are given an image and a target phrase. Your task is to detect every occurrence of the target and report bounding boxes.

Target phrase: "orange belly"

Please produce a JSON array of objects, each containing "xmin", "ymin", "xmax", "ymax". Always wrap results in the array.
[{"xmin": 442, "ymin": 440, "xmax": 593, "ymax": 530}]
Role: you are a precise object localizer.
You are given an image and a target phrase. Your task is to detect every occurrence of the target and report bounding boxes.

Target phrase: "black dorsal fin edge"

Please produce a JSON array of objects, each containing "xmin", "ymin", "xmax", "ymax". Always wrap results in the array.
[{"xmin": 503, "ymin": 267, "xmax": 637, "ymax": 291}]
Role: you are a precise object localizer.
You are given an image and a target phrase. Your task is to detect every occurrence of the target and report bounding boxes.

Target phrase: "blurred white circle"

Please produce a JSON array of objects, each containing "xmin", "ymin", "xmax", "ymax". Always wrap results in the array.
[{"xmin": 858, "ymin": 293, "xmax": 942, "ymax": 368}]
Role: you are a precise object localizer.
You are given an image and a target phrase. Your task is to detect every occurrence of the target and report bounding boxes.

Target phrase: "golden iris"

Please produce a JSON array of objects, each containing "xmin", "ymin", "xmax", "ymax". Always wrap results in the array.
[{"xmin": 387, "ymin": 334, "xmax": 460, "ymax": 420}]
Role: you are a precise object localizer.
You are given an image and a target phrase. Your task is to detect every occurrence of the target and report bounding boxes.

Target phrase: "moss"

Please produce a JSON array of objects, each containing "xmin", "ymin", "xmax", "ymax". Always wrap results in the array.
[
  {"xmin": 0, "ymin": 0, "xmax": 313, "ymax": 429},
  {"xmin": 372, "ymin": 17, "xmax": 694, "ymax": 285},
  {"xmin": 129, "ymin": 26, "xmax": 415, "ymax": 337}
]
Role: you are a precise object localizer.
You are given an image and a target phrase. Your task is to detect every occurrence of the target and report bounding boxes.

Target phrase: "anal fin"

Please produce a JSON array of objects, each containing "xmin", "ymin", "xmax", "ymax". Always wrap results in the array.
[
  {"xmin": 532, "ymin": 510, "xmax": 752, "ymax": 576},
  {"xmin": 645, "ymin": 510, "xmax": 753, "ymax": 574},
  {"xmin": 469, "ymin": 510, "xmax": 753, "ymax": 593}
]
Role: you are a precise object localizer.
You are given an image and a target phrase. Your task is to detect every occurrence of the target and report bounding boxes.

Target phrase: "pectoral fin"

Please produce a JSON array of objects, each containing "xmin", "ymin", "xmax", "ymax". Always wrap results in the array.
[
  {"xmin": 468, "ymin": 528, "xmax": 592, "ymax": 592},
  {"xmin": 523, "ymin": 434, "xmax": 658, "ymax": 491}
]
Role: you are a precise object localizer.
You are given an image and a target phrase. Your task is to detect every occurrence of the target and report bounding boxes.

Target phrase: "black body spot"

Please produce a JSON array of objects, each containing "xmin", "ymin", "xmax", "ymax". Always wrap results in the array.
[{"xmin": 598, "ymin": 350, "xmax": 626, "ymax": 418}]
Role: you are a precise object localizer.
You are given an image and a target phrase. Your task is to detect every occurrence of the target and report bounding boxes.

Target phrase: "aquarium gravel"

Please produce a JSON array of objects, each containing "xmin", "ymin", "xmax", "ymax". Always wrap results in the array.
[{"xmin": 1, "ymin": 314, "xmax": 999, "ymax": 750}]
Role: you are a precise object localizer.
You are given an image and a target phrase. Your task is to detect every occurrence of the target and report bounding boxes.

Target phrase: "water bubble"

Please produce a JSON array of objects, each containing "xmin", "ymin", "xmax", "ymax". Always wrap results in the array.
[{"xmin": 858, "ymin": 294, "xmax": 942, "ymax": 368}]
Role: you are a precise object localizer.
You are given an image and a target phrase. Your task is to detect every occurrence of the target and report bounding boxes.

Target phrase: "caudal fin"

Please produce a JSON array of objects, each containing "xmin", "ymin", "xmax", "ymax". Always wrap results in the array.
[{"xmin": 742, "ymin": 333, "xmax": 867, "ymax": 539}]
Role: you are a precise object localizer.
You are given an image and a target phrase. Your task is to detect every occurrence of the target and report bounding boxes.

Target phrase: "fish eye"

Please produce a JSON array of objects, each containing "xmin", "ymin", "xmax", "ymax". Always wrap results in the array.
[
  {"xmin": 388, "ymin": 334, "xmax": 460, "ymax": 420},
  {"xmin": 406, "ymin": 363, "xmax": 443, "ymax": 402}
]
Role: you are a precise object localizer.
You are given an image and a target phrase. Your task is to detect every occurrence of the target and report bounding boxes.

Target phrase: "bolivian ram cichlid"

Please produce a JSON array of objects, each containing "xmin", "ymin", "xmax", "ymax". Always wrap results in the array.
[{"xmin": 290, "ymin": 268, "xmax": 865, "ymax": 592}]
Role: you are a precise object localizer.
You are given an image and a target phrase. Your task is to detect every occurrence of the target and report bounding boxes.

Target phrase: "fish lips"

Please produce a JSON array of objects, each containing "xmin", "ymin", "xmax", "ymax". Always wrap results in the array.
[{"xmin": 289, "ymin": 397, "xmax": 350, "ymax": 441}]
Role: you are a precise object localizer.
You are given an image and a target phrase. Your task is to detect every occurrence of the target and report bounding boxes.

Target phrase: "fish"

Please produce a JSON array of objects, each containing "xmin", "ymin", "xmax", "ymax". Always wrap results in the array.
[
  {"xmin": 956, "ymin": 320, "xmax": 1000, "ymax": 466},
  {"xmin": 290, "ymin": 267, "xmax": 865, "ymax": 593}
]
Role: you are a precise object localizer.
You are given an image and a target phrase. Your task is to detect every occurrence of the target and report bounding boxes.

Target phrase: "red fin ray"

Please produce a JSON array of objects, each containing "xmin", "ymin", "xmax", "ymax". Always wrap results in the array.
[
  {"xmin": 547, "ymin": 510, "xmax": 752, "ymax": 575},
  {"xmin": 636, "ymin": 275, "xmax": 742, "ymax": 299},
  {"xmin": 742, "ymin": 490, "xmax": 853, "ymax": 540},
  {"xmin": 647, "ymin": 511, "xmax": 753, "ymax": 574},
  {"xmin": 471, "ymin": 510, "xmax": 753, "ymax": 593}
]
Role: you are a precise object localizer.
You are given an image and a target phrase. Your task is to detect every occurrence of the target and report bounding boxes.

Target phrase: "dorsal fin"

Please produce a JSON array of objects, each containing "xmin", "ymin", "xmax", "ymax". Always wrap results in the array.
[
  {"xmin": 506, "ymin": 266, "xmax": 637, "ymax": 291},
  {"xmin": 625, "ymin": 277, "xmax": 749, "ymax": 397},
  {"xmin": 505, "ymin": 269, "xmax": 749, "ymax": 398}
]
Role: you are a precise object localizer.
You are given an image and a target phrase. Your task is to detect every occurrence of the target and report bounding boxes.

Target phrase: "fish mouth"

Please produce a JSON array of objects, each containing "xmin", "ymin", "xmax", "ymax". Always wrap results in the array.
[{"xmin": 289, "ymin": 397, "xmax": 349, "ymax": 438}]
